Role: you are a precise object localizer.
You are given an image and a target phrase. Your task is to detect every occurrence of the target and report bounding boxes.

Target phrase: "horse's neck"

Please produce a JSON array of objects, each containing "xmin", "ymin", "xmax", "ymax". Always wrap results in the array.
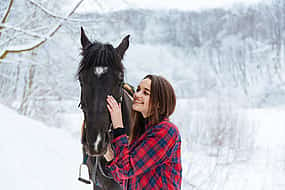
[{"xmin": 122, "ymin": 89, "xmax": 133, "ymax": 136}]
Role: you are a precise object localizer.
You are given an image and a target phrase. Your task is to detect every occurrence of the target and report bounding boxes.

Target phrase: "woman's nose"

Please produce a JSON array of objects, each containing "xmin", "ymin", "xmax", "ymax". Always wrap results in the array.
[
  {"xmin": 133, "ymin": 93, "xmax": 138, "ymax": 99},
  {"xmin": 134, "ymin": 92, "xmax": 140, "ymax": 100},
  {"xmin": 134, "ymin": 91, "xmax": 142, "ymax": 98}
]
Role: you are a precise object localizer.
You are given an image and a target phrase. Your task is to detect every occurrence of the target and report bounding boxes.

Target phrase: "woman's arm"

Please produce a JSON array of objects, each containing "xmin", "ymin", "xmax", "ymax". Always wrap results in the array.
[
  {"xmin": 109, "ymin": 122, "xmax": 177, "ymax": 179},
  {"xmin": 105, "ymin": 95, "xmax": 178, "ymax": 179}
]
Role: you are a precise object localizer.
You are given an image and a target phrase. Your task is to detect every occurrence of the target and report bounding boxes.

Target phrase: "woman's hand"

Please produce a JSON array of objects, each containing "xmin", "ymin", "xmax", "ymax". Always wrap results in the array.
[
  {"xmin": 104, "ymin": 144, "xmax": 114, "ymax": 162},
  {"xmin": 106, "ymin": 95, "xmax": 124, "ymax": 129}
]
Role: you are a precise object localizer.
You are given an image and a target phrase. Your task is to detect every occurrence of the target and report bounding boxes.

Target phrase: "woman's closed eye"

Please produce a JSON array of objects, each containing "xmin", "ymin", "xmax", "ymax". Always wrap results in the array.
[
  {"xmin": 143, "ymin": 91, "xmax": 150, "ymax": 96},
  {"xmin": 139, "ymin": 90, "xmax": 150, "ymax": 96},
  {"xmin": 136, "ymin": 87, "xmax": 150, "ymax": 96}
]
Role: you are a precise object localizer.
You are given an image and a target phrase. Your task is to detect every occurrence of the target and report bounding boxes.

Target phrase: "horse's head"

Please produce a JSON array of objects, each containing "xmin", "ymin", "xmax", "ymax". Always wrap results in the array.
[{"xmin": 78, "ymin": 27, "xmax": 130, "ymax": 156}]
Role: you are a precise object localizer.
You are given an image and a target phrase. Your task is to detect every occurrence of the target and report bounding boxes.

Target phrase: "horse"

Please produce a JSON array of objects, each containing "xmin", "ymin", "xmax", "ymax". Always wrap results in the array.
[{"xmin": 77, "ymin": 27, "xmax": 132, "ymax": 190}]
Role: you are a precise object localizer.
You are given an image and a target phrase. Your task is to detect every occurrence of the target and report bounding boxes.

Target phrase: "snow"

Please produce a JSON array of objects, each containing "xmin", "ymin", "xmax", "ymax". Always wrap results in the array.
[
  {"xmin": 1, "ymin": 102, "xmax": 285, "ymax": 190},
  {"xmin": 180, "ymin": 108, "xmax": 285, "ymax": 190},
  {"xmin": 0, "ymin": 104, "xmax": 90, "ymax": 190},
  {"xmin": 252, "ymin": 109, "xmax": 285, "ymax": 147}
]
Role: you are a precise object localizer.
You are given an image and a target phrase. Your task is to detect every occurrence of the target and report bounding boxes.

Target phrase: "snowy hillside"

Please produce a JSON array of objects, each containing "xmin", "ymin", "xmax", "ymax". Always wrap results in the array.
[
  {"xmin": 2, "ymin": 101, "xmax": 285, "ymax": 190},
  {"xmin": 0, "ymin": 104, "xmax": 89, "ymax": 190}
]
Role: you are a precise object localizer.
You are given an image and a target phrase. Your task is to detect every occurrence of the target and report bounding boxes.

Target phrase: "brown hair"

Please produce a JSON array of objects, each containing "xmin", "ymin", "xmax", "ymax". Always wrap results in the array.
[{"xmin": 129, "ymin": 74, "xmax": 176, "ymax": 143}]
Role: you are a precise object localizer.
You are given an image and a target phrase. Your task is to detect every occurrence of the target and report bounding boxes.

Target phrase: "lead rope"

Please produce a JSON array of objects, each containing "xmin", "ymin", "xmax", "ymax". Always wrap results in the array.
[
  {"xmin": 92, "ymin": 123, "xmax": 114, "ymax": 188},
  {"xmin": 92, "ymin": 156, "xmax": 99, "ymax": 188},
  {"xmin": 98, "ymin": 123, "xmax": 114, "ymax": 180}
]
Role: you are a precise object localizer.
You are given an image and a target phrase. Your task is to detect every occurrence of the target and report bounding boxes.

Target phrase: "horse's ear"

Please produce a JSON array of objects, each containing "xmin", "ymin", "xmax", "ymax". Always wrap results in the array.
[
  {"xmin": 116, "ymin": 35, "xmax": 130, "ymax": 59},
  {"xmin": 81, "ymin": 27, "xmax": 91, "ymax": 48}
]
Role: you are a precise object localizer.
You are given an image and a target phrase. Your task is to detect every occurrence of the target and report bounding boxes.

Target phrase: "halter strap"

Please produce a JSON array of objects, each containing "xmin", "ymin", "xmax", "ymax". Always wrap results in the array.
[{"xmin": 79, "ymin": 82, "xmax": 134, "ymax": 185}]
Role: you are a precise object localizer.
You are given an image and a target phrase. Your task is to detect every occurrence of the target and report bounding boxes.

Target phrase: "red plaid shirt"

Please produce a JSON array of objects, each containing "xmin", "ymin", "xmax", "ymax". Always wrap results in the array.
[{"xmin": 107, "ymin": 118, "xmax": 182, "ymax": 190}]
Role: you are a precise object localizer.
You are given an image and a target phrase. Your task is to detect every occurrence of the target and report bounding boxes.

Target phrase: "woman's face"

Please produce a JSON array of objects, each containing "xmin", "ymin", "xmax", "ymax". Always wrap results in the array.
[{"xmin": 132, "ymin": 78, "xmax": 151, "ymax": 118}]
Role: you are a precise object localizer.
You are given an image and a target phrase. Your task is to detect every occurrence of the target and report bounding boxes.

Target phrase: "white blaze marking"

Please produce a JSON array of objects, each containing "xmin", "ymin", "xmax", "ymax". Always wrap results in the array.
[
  {"xmin": 94, "ymin": 133, "xmax": 102, "ymax": 152},
  {"xmin": 94, "ymin": 66, "xmax": 108, "ymax": 77}
]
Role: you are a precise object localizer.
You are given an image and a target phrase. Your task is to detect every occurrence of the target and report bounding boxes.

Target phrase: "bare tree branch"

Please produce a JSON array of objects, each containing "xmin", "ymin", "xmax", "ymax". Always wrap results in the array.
[
  {"xmin": 28, "ymin": 0, "xmax": 88, "ymax": 22},
  {"xmin": 0, "ymin": 23, "xmax": 45, "ymax": 38},
  {"xmin": 0, "ymin": 58, "xmax": 39, "ymax": 65},
  {"xmin": 0, "ymin": 0, "xmax": 85, "ymax": 61},
  {"xmin": 0, "ymin": 0, "xmax": 14, "ymax": 25},
  {"xmin": 0, "ymin": 0, "xmax": 14, "ymax": 37},
  {"xmin": 0, "ymin": 33, "xmax": 18, "ymax": 47},
  {"xmin": 28, "ymin": 0, "xmax": 104, "ymax": 23}
]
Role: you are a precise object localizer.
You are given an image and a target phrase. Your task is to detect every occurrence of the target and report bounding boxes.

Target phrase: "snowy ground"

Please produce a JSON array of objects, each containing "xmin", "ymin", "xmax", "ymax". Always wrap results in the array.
[
  {"xmin": 182, "ymin": 109, "xmax": 285, "ymax": 190},
  {"xmin": 0, "ymin": 104, "xmax": 89, "ymax": 190},
  {"xmin": 1, "ymin": 103, "xmax": 285, "ymax": 190}
]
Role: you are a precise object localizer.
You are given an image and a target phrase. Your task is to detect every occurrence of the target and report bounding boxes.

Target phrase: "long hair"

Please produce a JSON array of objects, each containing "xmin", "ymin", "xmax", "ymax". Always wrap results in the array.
[{"xmin": 129, "ymin": 75, "xmax": 176, "ymax": 143}]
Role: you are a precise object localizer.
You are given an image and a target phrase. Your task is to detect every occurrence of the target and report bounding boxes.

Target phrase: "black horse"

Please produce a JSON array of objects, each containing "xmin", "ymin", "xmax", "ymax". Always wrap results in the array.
[{"xmin": 77, "ymin": 27, "xmax": 132, "ymax": 190}]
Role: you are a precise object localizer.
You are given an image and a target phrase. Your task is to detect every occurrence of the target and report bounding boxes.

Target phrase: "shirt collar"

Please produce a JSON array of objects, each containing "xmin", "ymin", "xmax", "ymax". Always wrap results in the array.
[{"xmin": 145, "ymin": 117, "xmax": 169, "ymax": 130}]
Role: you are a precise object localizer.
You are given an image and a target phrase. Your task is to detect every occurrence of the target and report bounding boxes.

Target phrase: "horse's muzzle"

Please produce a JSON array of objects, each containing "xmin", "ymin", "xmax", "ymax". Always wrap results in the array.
[{"xmin": 84, "ymin": 144, "xmax": 107, "ymax": 157}]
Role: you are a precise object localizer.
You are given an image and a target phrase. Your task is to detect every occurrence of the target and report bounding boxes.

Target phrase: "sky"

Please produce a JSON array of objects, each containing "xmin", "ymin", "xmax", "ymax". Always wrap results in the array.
[{"xmin": 66, "ymin": 0, "xmax": 265, "ymax": 13}]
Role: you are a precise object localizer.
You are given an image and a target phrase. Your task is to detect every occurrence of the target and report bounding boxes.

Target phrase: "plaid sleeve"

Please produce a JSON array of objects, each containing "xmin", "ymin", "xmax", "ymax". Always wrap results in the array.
[
  {"xmin": 107, "ymin": 122, "xmax": 177, "ymax": 179},
  {"xmin": 106, "ymin": 162, "xmax": 123, "ymax": 185}
]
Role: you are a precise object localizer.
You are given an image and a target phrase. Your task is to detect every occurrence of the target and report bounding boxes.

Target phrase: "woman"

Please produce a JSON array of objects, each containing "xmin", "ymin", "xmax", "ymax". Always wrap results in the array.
[{"xmin": 104, "ymin": 74, "xmax": 182, "ymax": 190}]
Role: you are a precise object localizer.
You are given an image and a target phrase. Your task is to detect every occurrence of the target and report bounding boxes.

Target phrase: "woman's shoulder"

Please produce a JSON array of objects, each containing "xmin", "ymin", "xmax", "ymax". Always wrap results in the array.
[{"xmin": 153, "ymin": 118, "xmax": 180, "ymax": 137}]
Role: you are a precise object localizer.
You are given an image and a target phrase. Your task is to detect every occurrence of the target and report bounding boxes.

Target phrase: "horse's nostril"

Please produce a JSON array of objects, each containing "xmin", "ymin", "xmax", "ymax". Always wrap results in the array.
[{"xmin": 85, "ymin": 144, "xmax": 102, "ymax": 156}]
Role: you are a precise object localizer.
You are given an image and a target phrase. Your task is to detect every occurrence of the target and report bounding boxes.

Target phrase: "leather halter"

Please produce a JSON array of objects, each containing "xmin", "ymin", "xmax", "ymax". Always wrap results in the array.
[{"xmin": 79, "ymin": 81, "xmax": 125, "ymax": 187}]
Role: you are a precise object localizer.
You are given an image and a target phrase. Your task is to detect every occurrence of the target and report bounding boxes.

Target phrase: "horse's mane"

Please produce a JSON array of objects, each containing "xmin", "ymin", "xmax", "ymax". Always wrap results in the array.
[{"xmin": 77, "ymin": 41, "xmax": 124, "ymax": 78}]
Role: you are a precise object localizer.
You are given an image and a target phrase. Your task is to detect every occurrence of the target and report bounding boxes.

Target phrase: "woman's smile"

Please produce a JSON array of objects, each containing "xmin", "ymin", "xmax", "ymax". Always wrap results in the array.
[
  {"xmin": 134, "ymin": 98, "xmax": 144, "ymax": 104},
  {"xmin": 132, "ymin": 78, "xmax": 151, "ymax": 118}
]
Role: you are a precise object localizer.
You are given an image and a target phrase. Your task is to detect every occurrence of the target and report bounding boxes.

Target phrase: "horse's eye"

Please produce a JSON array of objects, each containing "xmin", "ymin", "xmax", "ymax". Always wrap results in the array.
[
  {"xmin": 119, "ymin": 72, "xmax": 124, "ymax": 81},
  {"xmin": 79, "ymin": 102, "xmax": 87, "ymax": 111}
]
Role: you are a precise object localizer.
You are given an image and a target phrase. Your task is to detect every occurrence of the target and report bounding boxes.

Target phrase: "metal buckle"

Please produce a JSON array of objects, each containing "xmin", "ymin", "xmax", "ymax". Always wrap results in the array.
[{"xmin": 78, "ymin": 163, "xmax": 91, "ymax": 184}]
